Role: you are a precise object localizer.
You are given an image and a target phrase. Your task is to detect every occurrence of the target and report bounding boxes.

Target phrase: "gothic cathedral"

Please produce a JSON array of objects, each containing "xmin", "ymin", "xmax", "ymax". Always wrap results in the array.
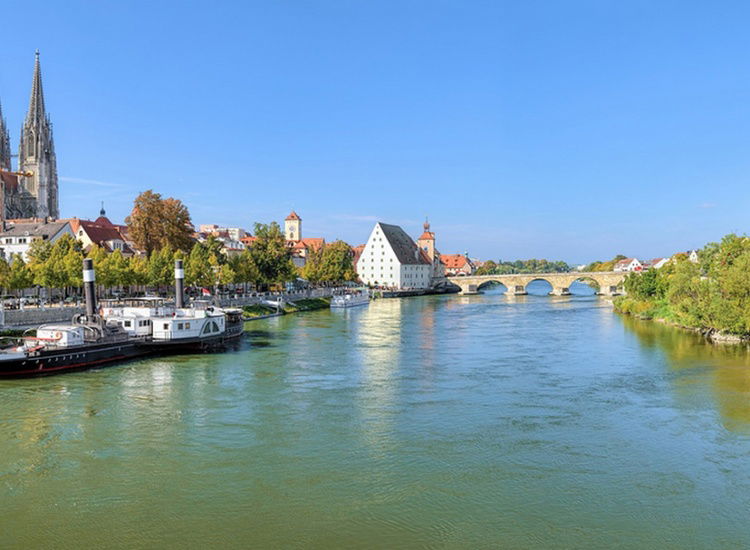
[{"xmin": 0, "ymin": 51, "xmax": 59, "ymax": 221}]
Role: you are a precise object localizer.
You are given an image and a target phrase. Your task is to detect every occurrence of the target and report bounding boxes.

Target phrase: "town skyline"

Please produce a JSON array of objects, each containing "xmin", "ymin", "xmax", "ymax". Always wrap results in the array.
[{"xmin": 1, "ymin": 2, "xmax": 748, "ymax": 262}]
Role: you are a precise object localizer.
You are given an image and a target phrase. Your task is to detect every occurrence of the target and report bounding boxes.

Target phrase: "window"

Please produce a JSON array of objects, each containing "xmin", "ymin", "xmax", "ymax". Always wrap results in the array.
[
  {"xmin": 124, "ymin": 320, "xmax": 131, "ymax": 328},
  {"xmin": 185, "ymin": 322, "xmax": 190, "ymax": 329},
  {"xmin": 178, "ymin": 323, "xmax": 184, "ymax": 330},
  {"xmin": 163, "ymin": 323, "xmax": 169, "ymax": 330}
]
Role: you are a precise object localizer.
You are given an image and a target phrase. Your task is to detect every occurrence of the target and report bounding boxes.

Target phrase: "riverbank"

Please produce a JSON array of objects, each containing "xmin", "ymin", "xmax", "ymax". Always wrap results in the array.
[
  {"xmin": 243, "ymin": 297, "xmax": 331, "ymax": 320},
  {"xmin": 614, "ymin": 296, "xmax": 747, "ymax": 344}
]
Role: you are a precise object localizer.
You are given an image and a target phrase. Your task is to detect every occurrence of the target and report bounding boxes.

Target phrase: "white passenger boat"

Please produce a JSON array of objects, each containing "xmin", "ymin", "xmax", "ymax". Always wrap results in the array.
[{"xmin": 330, "ymin": 290, "xmax": 370, "ymax": 308}]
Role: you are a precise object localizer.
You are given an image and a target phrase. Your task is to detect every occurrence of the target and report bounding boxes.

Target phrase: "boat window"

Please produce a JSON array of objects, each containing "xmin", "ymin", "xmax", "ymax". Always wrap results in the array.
[
  {"xmin": 211, "ymin": 321, "xmax": 219, "ymax": 332},
  {"xmin": 124, "ymin": 320, "xmax": 131, "ymax": 328},
  {"xmin": 202, "ymin": 322, "xmax": 211, "ymax": 334},
  {"xmin": 185, "ymin": 322, "xmax": 190, "ymax": 329},
  {"xmin": 163, "ymin": 324, "xmax": 169, "ymax": 330},
  {"xmin": 178, "ymin": 323, "xmax": 184, "ymax": 330}
]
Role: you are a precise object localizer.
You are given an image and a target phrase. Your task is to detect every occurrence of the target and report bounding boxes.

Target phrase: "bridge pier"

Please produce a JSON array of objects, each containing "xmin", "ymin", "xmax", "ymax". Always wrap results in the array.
[
  {"xmin": 597, "ymin": 285, "xmax": 621, "ymax": 296},
  {"xmin": 506, "ymin": 284, "xmax": 527, "ymax": 296},
  {"xmin": 461, "ymin": 284, "xmax": 480, "ymax": 295},
  {"xmin": 550, "ymin": 286, "xmax": 570, "ymax": 296}
]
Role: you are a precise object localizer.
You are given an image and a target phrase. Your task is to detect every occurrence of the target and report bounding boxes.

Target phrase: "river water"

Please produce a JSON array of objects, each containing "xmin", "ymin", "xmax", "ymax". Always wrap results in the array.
[{"xmin": 2, "ymin": 281, "xmax": 750, "ymax": 548}]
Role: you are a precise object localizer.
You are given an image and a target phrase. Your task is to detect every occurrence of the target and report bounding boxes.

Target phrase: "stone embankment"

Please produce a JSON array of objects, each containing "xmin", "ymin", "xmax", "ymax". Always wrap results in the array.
[{"xmin": 0, "ymin": 306, "xmax": 84, "ymax": 329}]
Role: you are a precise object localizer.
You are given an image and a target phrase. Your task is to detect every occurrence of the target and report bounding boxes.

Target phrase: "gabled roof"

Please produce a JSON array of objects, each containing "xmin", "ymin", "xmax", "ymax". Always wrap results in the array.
[
  {"xmin": 285, "ymin": 211, "xmax": 301, "ymax": 221},
  {"xmin": 441, "ymin": 254, "xmax": 470, "ymax": 269},
  {"xmin": 378, "ymin": 222, "xmax": 431, "ymax": 265},
  {"xmin": 615, "ymin": 258, "xmax": 638, "ymax": 267},
  {"xmin": 418, "ymin": 231, "xmax": 435, "ymax": 241},
  {"xmin": 0, "ymin": 220, "xmax": 70, "ymax": 238}
]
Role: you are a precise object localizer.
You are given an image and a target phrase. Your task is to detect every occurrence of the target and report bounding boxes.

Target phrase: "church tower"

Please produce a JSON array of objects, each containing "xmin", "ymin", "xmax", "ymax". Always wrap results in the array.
[
  {"xmin": 19, "ymin": 51, "xmax": 58, "ymax": 219},
  {"xmin": 0, "ymin": 100, "xmax": 10, "ymax": 171},
  {"xmin": 417, "ymin": 218, "xmax": 435, "ymax": 261}
]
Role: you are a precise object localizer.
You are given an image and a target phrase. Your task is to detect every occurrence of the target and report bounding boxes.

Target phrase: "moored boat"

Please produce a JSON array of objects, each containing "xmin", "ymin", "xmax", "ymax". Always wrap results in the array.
[
  {"xmin": 330, "ymin": 290, "xmax": 370, "ymax": 308},
  {"xmin": 0, "ymin": 259, "xmax": 244, "ymax": 378}
]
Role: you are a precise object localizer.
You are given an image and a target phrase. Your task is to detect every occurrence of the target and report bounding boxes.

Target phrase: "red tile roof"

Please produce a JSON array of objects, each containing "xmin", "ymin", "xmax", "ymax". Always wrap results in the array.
[
  {"xmin": 418, "ymin": 231, "xmax": 435, "ymax": 241},
  {"xmin": 285, "ymin": 211, "xmax": 301, "ymax": 221},
  {"xmin": 441, "ymin": 254, "xmax": 469, "ymax": 269}
]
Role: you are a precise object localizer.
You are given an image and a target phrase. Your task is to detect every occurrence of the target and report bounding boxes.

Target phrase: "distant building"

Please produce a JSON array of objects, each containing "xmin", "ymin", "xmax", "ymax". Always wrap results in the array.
[
  {"xmin": 69, "ymin": 210, "xmax": 134, "ymax": 256},
  {"xmin": 613, "ymin": 258, "xmax": 643, "ymax": 272},
  {"xmin": 646, "ymin": 257, "xmax": 669, "ymax": 270},
  {"xmin": 441, "ymin": 253, "xmax": 475, "ymax": 276},
  {"xmin": 356, "ymin": 222, "xmax": 432, "ymax": 289},
  {"xmin": 283, "ymin": 211, "xmax": 325, "ymax": 267},
  {"xmin": 0, "ymin": 218, "xmax": 73, "ymax": 260},
  {"xmin": 416, "ymin": 219, "xmax": 445, "ymax": 282},
  {"xmin": 687, "ymin": 250, "xmax": 699, "ymax": 263}
]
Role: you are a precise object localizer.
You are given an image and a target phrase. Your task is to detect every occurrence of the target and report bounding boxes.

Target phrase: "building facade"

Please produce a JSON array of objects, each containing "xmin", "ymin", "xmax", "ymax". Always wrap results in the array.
[
  {"xmin": 0, "ymin": 219, "xmax": 73, "ymax": 261},
  {"xmin": 441, "ymin": 253, "xmax": 475, "ymax": 276},
  {"xmin": 0, "ymin": 52, "xmax": 59, "ymax": 221},
  {"xmin": 356, "ymin": 222, "xmax": 432, "ymax": 289}
]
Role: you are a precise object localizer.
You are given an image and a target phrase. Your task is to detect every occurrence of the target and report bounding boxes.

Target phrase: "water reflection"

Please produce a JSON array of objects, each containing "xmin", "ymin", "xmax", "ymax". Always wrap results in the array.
[{"xmin": 621, "ymin": 315, "xmax": 750, "ymax": 433}]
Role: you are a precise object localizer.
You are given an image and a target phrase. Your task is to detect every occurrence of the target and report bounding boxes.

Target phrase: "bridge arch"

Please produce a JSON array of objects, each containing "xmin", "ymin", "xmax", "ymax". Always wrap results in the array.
[{"xmin": 476, "ymin": 280, "xmax": 509, "ymax": 293}]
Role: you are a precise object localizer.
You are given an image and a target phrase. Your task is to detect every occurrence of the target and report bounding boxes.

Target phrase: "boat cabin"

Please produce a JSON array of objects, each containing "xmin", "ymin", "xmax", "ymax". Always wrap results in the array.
[{"xmin": 35, "ymin": 325, "xmax": 85, "ymax": 347}]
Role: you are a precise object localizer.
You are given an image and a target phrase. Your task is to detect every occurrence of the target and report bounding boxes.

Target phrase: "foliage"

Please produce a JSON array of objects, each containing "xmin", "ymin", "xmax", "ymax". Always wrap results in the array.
[
  {"xmin": 475, "ymin": 258, "xmax": 570, "ymax": 275},
  {"xmin": 249, "ymin": 222, "xmax": 296, "ymax": 284},
  {"xmin": 301, "ymin": 240, "xmax": 357, "ymax": 283},
  {"xmin": 125, "ymin": 190, "xmax": 193, "ymax": 256},
  {"xmin": 586, "ymin": 255, "xmax": 627, "ymax": 272},
  {"xmin": 617, "ymin": 234, "xmax": 750, "ymax": 335}
]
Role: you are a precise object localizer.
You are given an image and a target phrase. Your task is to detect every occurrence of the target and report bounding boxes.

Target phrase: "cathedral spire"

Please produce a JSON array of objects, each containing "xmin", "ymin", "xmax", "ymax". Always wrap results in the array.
[
  {"xmin": 18, "ymin": 50, "xmax": 59, "ymax": 219},
  {"xmin": 0, "ymin": 99, "xmax": 10, "ymax": 170},
  {"xmin": 26, "ymin": 50, "xmax": 46, "ymax": 126}
]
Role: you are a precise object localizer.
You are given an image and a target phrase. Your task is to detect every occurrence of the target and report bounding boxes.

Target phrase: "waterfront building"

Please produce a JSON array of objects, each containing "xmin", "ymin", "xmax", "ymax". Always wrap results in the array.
[
  {"xmin": 0, "ymin": 218, "xmax": 73, "ymax": 260},
  {"xmin": 613, "ymin": 257, "xmax": 643, "ymax": 272},
  {"xmin": 0, "ymin": 52, "xmax": 59, "ymax": 221},
  {"xmin": 416, "ymin": 219, "xmax": 445, "ymax": 282},
  {"xmin": 356, "ymin": 222, "xmax": 432, "ymax": 289},
  {"xmin": 441, "ymin": 253, "xmax": 475, "ymax": 276}
]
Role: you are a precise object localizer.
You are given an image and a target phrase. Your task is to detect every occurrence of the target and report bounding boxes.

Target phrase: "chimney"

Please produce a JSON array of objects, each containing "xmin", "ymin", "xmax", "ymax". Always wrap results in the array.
[
  {"xmin": 174, "ymin": 259, "xmax": 185, "ymax": 308},
  {"xmin": 83, "ymin": 258, "xmax": 97, "ymax": 318}
]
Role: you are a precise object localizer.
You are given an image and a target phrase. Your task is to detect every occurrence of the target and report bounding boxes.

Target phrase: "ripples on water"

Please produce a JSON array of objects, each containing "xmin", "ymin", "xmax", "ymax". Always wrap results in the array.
[{"xmin": 1, "ymin": 281, "xmax": 750, "ymax": 548}]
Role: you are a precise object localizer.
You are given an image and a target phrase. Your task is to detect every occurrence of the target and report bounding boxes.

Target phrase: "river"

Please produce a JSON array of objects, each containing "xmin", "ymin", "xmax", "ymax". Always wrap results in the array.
[{"xmin": 2, "ymin": 281, "xmax": 749, "ymax": 548}]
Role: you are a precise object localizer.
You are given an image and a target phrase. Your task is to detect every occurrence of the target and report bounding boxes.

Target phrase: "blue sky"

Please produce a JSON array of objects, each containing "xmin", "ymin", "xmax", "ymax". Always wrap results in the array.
[{"xmin": 0, "ymin": 1, "xmax": 748, "ymax": 263}]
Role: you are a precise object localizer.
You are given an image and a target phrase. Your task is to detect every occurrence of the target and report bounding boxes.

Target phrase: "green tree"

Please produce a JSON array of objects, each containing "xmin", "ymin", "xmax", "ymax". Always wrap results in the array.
[
  {"xmin": 148, "ymin": 246, "xmax": 175, "ymax": 288},
  {"xmin": 8, "ymin": 255, "xmax": 33, "ymax": 292},
  {"xmin": 249, "ymin": 222, "xmax": 296, "ymax": 285}
]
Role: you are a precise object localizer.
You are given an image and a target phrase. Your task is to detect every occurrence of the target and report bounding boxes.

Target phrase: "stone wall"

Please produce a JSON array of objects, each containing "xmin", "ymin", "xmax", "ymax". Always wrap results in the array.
[{"xmin": 1, "ymin": 306, "xmax": 84, "ymax": 328}]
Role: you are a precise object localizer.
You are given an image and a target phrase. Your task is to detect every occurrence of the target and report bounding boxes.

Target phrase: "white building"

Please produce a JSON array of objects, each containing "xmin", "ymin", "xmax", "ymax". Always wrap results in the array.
[
  {"xmin": 613, "ymin": 258, "xmax": 643, "ymax": 272},
  {"xmin": 0, "ymin": 219, "xmax": 74, "ymax": 261},
  {"xmin": 356, "ymin": 222, "xmax": 432, "ymax": 289}
]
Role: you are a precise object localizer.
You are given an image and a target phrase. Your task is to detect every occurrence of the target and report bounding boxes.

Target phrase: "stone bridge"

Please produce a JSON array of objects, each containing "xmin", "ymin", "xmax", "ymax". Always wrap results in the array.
[{"xmin": 446, "ymin": 271, "xmax": 626, "ymax": 296}]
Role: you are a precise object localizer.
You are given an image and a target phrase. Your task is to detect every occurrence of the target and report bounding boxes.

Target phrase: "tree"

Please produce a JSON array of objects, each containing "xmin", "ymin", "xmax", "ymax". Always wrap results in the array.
[
  {"xmin": 186, "ymin": 242, "xmax": 214, "ymax": 288},
  {"xmin": 8, "ymin": 255, "xmax": 33, "ymax": 292},
  {"xmin": 249, "ymin": 222, "xmax": 296, "ymax": 285},
  {"xmin": 305, "ymin": 240, "xmax": 356, "ymax": 283},
  {"xmin": 125, "ymin": 190, "xmax": 194, "ymax": 256},
  {"xmin": 147, "ymin": 246, "xmax": 175, "ymax": 289}
]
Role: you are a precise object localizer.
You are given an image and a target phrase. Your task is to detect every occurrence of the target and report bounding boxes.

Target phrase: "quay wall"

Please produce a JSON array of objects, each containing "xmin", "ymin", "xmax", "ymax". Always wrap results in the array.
[{"xmin": 1, "ymin": 306, "xmax": 85, "ymax": 328}]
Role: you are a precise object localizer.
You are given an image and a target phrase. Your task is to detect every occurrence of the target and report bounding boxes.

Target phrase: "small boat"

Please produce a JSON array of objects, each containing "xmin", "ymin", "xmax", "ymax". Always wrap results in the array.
[{"xmin": 330, "ymin": 290, "xmax": 370, "ymax": 309}]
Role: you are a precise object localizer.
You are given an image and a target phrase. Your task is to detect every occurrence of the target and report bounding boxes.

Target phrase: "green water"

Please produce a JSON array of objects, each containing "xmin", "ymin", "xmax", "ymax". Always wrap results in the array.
[{"xmin": 2, "ymin": 282, "xmax": 750, "ymax": 548}]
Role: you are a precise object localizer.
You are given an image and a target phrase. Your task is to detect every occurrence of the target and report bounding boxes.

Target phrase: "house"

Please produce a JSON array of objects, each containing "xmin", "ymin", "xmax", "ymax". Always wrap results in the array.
[
  {"xmin": 647, "ymin": 258, "xmax": 669, "ymax": 269},
  {"xmin": 283, "ymin": 211, "xmax": 325, "ymax": 267},
  {"xmin": 67, "ymin": 208, "xmax": 134, "ymax": 256},
  {"xmin": 356, "ymin": 222, "xmax": 432, "ymax": 289},
  {"xmin": 0, "ymin": 218, "xmax": 74, "ymax": 260},
  {"xmin": 613, "ymin": 258, "xmax": 643, "ymax": 272},
  {"xmin": 441, "ymin": 253, "xmax": 475, "ymax": 276},
  {"xmin": 687, "ymin": 250, "xmax": 700, "ymax": 263}
]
